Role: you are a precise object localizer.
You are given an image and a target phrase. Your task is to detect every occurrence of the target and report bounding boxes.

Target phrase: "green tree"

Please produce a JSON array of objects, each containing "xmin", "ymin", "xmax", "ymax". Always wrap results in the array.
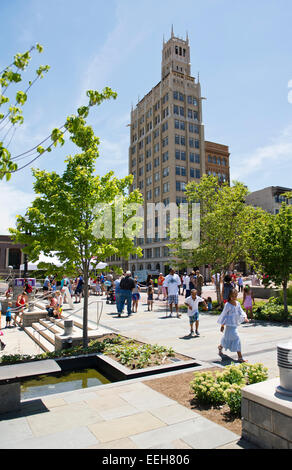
[
  {"xmin": 248, "ymin": 200, "xmax": 292, "ymax": 317},
  {"xmin": 169, "ymin": 175, "xmax": 265, "ymax": 304},
  {"xmin": 0, "ymin": 44, "xmax": 54, "ymax": 179},
  {"xmin": 10, "ymin": 88, "xmax": 143, "ymax": 347}
]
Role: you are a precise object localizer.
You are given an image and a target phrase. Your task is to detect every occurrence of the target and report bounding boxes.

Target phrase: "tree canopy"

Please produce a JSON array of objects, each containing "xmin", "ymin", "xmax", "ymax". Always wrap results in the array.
[{"xmin": 10, "ymin": 87, "xmax": 143, "ymax": 346}]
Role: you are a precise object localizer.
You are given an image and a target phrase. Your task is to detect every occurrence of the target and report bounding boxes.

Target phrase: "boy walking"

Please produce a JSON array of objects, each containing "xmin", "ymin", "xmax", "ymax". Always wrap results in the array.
[
  {"xmin": 6, "ymin": 302, "xmax": 13, "ymax": 328},
  {"xmin": 184, "ymin": 289, "xmax": 207, "ymax": 336}
]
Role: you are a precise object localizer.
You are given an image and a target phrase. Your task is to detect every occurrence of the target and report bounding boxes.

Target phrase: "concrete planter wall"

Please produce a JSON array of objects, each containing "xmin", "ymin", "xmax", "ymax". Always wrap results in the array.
[
  {"xmin": 241, "ymin": 378, "xmax": 292, "ymax": 449},
  {"xmin": 250, "ymin": 287, "xmax": 281, "ymax": 299}
]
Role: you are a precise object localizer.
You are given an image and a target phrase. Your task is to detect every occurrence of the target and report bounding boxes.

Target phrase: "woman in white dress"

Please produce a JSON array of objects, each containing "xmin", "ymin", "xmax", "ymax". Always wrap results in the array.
[{"xmin": 217, "ymin": 289, "xmax": 249, "ymax": 362}]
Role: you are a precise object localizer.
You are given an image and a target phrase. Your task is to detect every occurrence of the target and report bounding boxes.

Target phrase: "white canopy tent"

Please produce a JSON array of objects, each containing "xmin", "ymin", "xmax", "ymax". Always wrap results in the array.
[{"xmin": 20, "ymin": 252, "xmax": 63, "ymax": 271}]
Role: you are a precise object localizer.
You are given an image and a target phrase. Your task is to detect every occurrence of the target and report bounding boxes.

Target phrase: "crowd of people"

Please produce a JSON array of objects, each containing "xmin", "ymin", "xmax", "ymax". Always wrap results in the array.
[{"xmin": 0, "ymin": 267, "xmax": 254, "ymax": 362}]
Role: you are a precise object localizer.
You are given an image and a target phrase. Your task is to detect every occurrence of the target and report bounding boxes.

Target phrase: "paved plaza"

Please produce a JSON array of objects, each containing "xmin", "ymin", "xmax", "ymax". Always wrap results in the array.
[{"xmin": 0, "ymin": 284, "xmax": 291, "ymax": 449}]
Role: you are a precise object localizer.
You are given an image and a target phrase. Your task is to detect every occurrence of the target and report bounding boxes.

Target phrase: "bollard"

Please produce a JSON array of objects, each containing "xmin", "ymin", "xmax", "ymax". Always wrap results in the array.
[
  {"xmin": 276, "ymin": 340, "xmax": 292, "ymax": 396},
  {"xmin": 64, "ymin": 319, "xmax": 74, "ymax": 336}
]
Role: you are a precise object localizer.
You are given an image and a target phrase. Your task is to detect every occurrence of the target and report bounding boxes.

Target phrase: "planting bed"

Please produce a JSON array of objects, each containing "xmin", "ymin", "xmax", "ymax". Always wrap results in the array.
[{"xmin": 145, "ymin": 368, "xmax": 242, "ymax": 435}]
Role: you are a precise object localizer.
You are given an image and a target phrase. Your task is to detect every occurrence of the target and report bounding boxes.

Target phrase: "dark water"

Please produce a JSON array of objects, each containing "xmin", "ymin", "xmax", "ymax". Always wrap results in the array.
[{"xmin": 21, "ymin": 368, "xmax": 111, "ymax": 399}]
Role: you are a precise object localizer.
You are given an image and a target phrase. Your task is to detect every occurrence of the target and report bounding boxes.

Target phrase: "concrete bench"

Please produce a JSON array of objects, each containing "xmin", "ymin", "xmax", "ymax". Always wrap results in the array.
[{"xmin": 0, "ymin": 359, "xmax": 61, "ymax": 414}]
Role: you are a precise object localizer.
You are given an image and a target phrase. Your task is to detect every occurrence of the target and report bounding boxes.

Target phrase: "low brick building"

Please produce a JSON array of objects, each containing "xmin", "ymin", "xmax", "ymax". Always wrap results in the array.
[{"xmin": 0, "ymin": 235, "xmax": 24, "ymax": 278}]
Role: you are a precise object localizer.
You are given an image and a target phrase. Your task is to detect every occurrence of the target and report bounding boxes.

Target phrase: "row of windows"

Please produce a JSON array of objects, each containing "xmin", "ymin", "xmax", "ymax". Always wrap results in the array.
[
  {"xmin": 133, "ymin": 151, "xmax": 200, "ymax": 168},
  {"xmin": 207, "ymin": 155, "xmax": 228, "ymax": 166},
  {"xmin": 175, "ymin": 135, "xmax": 200, "ymax": 147},
  {"xmin": 173, "ymin": 91, "xmax": 198, "ymax": 106},
  {"xmin": 132, "ymin": 109, "xmax": 199, "ymax": 144},
  {"xmin": 133, "ymin": 91, "xmax": 198, "ymax": 129},
  {"xmin": 207, "ymin": 170, "xmax": 228, "ymax": 181}
]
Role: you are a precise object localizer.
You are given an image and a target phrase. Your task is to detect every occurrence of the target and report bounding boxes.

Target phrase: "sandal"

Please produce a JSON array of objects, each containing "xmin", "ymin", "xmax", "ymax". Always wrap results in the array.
[{"xmin": 238, "ymin": 358, "xmax": 247, "ymax": 363}]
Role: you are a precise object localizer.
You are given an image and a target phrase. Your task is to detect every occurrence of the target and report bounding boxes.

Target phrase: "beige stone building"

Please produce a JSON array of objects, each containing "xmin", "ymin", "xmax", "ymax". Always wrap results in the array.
[
  {"xmin": 107, "ymin": 29, "xmax": 230, "ymax": 278},
  {"xmin": 245, "ymin": 186, "xmax": 292, "ymax": 214}
]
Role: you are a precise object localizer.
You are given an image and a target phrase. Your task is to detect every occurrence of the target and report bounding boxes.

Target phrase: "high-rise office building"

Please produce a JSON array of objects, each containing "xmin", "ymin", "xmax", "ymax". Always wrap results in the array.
[{"xmin": 107, "ymin": 28, "xmax": 230, "ymax": 276}]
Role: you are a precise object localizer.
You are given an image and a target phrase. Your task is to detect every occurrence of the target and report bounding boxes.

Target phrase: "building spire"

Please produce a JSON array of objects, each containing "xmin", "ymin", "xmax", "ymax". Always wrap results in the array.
[
  {"xmin": 171, "ymin": 24, "xmax": 174, "ymax": 38},
  {"xmin": 186, "ymin": 30, "xmax": 189, "ymax": 44}
]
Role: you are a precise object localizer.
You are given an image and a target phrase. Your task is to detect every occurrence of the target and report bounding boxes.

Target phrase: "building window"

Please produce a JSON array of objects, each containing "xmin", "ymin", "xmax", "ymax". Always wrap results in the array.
[
  {"xmin": 154, "ymin": 128, "xmax": 159, "ymax": 139},
  {"xmin": 162, "ymin": 121, "xmax": 168, "ymax": 132},
  {"xmin": 162, "ymin": 151, "xmax": 169, "ymax": 162},
  {"xmin": 163, "ymin": 167, "xmax": 169, "ymax": 177},
  {"xmin": 175, "ymin": 150, "xmax": 186, "ymax": 161},
  {"xmin": 162, "ymin": 136, "xmax": 168, "ymax": 147},
  {"xmin": 176, "ymin": 166, "xmax": 186, "ymax": 176},
  {"xmin": 154, "ymin": 171, "xmax": 160, "ymax": 182},
  {"xmin": 176, "ymin": 181, "xmax": 187, "ymax": 192},
  {"xmin": 163, "ymin": 197, "xmax": 170, "ymax": 206},
  {"xmin": 162, "ymin": 93, "xmax": 168, "ymax": 104},
  {"xmin": 146, "ymin": 249, "xmax": 152, "ymax": 259},
  {"xmin": 154, "ymin": 187, "xmax": 160, "ymax": 197},
  {"xmin": 163, "ymin": 182, "xmax": 170, "ymax": 193},
  {"xmin": 154, "ymin": 157, "xmax": 160, "ymax": 167}
]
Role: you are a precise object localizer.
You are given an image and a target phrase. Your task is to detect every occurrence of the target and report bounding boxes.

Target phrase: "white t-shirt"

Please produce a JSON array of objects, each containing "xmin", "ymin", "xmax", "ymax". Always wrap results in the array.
[
  {"xmin": 185, "ymin": 295, "xmax": 204, "ymax": 316},
  {"xmin": 163, "ymin": 274, "xmax": 181, "ymax": 295},
  {"xmin": 184, "ymin": 275, "xmax": 190, "ymax": 289}
]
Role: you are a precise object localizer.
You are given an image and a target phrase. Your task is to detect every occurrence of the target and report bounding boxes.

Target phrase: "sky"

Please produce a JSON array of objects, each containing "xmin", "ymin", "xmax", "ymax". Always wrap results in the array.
[{"xmin": 1, "ymin": 0, "xmax": 292, "ymax": 233}]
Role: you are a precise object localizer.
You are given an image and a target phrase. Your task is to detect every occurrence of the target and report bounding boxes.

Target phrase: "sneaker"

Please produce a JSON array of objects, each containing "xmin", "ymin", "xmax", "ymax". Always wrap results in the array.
[
  {"xmin": 177, "ymin": 313, "xmax": 181, "ymax": 318},
  {"xmin": 1, "ymin": 343, "xmax": 6, "ymax": 350},
  {"xmin": 195, "ymin": 330, "xmax": 200, "ymax": 336}
]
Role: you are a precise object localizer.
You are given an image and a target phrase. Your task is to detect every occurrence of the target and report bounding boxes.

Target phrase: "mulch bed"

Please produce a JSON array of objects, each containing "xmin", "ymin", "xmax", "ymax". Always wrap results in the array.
[{"xmin": 144, "ymin": 368, "xmax": 242, "ymax": 435}]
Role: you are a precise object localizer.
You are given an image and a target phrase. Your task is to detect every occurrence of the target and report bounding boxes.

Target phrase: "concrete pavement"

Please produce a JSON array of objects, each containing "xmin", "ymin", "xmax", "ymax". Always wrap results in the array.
[{"xmin": 0, "ymin": 284, "xmax": 290, "ymax": 449}]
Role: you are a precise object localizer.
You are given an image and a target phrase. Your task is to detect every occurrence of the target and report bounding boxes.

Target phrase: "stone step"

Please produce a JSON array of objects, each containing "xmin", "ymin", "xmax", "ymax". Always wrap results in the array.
[
  {"xmin": 24, "ymin": 326, "xmax": 55, "ymax": 353},
  {"xmin": 31, "ymin": 322, "xmax": 56, "ymax": 345},
  {"xmin": 39, "ymin": 318, "xmax": 68, "ymax": 336}
]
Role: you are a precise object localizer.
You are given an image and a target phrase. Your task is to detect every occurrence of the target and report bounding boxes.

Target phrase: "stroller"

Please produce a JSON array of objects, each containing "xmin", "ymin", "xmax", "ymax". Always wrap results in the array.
[{"xmin": 106, "ymin": 286, "xmax": 116, "ymax": 304}]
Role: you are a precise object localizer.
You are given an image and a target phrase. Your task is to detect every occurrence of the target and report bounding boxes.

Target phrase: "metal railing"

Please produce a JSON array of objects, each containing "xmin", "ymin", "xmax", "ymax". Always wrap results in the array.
[{"xmin": 6, "ymin": 293, "xmax": 105, "ymax": 348}]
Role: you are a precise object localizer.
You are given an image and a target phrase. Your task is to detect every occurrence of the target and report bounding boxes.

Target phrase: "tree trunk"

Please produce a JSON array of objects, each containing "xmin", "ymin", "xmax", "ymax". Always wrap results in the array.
[
  {"xmin": 214, "ymin": 274, "xmax": 221, "ymax": 306},
  {"xmin": 83, "ymin": 264, "xmax": 89, "ymax": 348},
  {"xmin": 282, "ymin": 279, "xmax": 288, "ymax": 319}
]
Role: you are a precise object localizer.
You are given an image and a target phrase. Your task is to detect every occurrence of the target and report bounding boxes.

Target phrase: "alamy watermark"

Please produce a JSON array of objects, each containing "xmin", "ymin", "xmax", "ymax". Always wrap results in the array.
[{"xmin": 92, "ymin": 196, "xmax": 200, "ymax": 249}]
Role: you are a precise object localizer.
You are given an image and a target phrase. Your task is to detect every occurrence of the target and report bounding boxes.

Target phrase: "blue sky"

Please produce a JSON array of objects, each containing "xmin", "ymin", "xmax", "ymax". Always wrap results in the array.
[{"xmin": 1, "ymin": 0, "xmax": 292, "ymax": 233}]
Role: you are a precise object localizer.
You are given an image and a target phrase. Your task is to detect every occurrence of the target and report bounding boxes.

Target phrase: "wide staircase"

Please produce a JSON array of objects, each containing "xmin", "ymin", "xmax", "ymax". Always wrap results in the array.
[
  {"xmin": 15, "ymin": 293, "xmax": 106, "ymax": 353},
  {"xmin": 23, "ymin": 315, "xmax": 94, "ymax": 353}
]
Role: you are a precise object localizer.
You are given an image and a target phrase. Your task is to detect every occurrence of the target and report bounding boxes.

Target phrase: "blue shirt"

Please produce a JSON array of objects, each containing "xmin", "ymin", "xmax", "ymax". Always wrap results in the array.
[
  {"xmin": 6, "ymin": 307, "xmax": 12, "ymax": 318},
  {"xmin": 114, "ymin": 279, "xmax": 121, "ymax": 294}
]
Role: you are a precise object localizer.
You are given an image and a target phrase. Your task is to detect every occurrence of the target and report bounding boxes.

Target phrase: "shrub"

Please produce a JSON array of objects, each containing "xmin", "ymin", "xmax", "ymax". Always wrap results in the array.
[
  {"xmin": 223, "ymin": 384, "xmax": 243, "ymax": 416},
  {"xmin": 254, "ymin": 296, "xmax": 292, "ymax": 322},
  {"xmin": 190, "ymin": 363, "xmax": 269, "ymax": 417}
]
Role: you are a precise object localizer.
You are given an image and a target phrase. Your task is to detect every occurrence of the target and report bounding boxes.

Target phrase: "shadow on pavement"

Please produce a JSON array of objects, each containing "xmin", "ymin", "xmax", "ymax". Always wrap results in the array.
[{"xmin": 0, "ymin": 399, "xmax": 49, "ymax": 421}]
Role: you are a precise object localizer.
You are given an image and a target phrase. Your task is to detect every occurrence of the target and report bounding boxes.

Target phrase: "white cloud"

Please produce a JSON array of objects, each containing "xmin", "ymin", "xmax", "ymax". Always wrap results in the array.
[
  {"xmin": 0, "ymin": 183, "xmax": 34, "ymax": 234},
  {"xmin": 77, "ymin": 4, "xmax": 148, "ymax": 106},
  {"xmin": 231, "ymin": 123, "xmax": 292, "ymax": 183},
  {"xmin": 98, "ymin": 133, "xmax": 130, "ymax": 177}
]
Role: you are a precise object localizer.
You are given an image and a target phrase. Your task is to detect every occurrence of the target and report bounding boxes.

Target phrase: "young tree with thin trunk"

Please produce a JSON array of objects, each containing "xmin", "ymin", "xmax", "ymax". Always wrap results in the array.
[
  {"xmin": 10, "ymin": 88, "xmax": 143, "ymax": 347},
  {"xmin": 248, "ymin": 199, "xmax": 292, "ymax": 318}
]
